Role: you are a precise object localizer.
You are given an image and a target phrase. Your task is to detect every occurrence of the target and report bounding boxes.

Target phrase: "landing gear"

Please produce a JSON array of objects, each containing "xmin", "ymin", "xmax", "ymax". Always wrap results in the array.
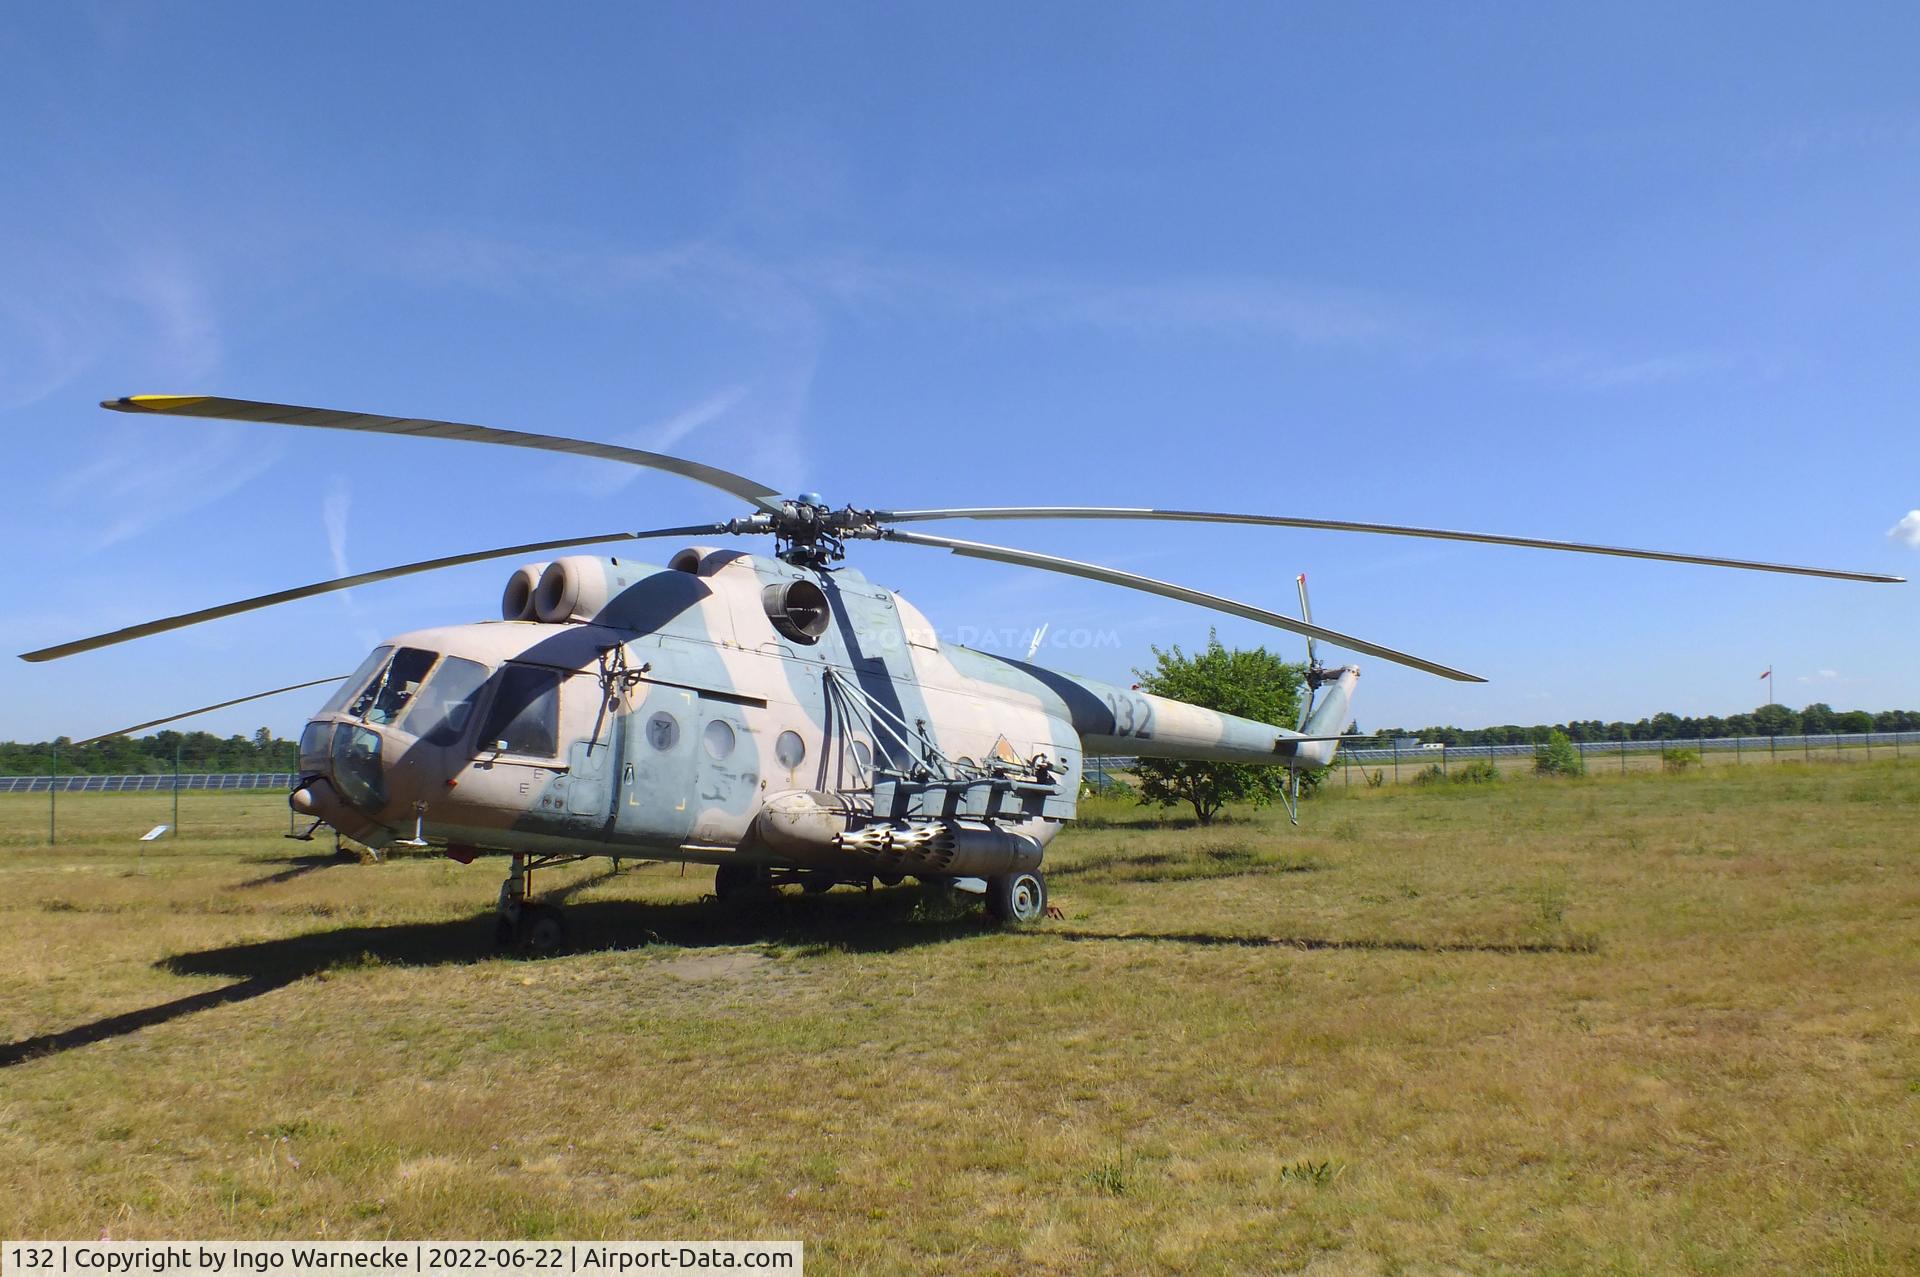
[
  {"xmin": 495, "ymin": 902, "xmax": 569, "ymax": 954},
  {"xmin": 714, "ymin": 861, "xmax": 773, "ymax": 902},
  {"xmin": 494, "ymin": 852, "xmax": 571, "ymax": 955},
  {"xmin": 986, "ymin": 870, "xmax": 1048, "ymax": 924}
]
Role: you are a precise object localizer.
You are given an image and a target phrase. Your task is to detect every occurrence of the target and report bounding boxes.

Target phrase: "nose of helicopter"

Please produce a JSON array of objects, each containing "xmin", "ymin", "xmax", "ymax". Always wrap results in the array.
[{"xmin": 292, "ymin": 715, "xmax": 405, "ymax": 845}]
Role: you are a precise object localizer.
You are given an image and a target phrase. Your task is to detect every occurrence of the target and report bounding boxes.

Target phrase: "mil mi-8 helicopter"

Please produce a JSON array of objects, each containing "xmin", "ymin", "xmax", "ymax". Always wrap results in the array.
[{"xmin": 25, "ymin": 396, "xmax": 1902, "ymax": 952}]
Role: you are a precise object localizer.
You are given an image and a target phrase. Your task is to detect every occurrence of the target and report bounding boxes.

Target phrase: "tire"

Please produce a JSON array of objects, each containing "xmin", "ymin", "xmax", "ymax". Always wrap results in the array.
[
  {"xmin": 513, "ymin": 903, "xmax": 569, "ymax": 955},
  {"xmin": 986, "ymin": 870, "xmax": 1047, "ymax": 924},
  {"xmin": 714, "ymin": 861, "xmax": 771, "ymax": 902}
]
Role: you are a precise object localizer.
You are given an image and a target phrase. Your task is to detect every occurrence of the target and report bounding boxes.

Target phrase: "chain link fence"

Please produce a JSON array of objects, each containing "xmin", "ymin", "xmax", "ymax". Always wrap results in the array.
[{"xmin": 1088, "ymin": 730, "xmax": 1920, "ymax": 788}]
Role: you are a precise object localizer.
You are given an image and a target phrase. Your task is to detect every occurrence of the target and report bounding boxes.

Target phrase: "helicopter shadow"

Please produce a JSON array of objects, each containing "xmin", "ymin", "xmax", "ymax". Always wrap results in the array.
[
  {"xmin": 0, "ymin": 887, "xmax": 986, "ymax": 1069},
  {"xmin": 0, "ymin": 890, "xmax": 1592, "ymax": 1071}
]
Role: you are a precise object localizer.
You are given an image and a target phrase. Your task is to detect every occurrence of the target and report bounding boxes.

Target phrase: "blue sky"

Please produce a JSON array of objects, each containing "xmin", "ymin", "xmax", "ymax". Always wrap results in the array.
[{"xmin": 2, "ymin": 3, "xmax": 1916, "ymax": 743}]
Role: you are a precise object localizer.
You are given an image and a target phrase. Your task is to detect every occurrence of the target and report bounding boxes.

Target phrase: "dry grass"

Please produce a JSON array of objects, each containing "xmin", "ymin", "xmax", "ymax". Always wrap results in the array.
[{"xmin": 1, "ymin": 766, "xmax": 1917, "ymax": 1274}]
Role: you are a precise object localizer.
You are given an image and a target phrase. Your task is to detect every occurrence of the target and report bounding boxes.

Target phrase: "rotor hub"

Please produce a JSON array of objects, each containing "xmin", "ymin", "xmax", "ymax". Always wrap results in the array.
[{"xmin": 730, "ymin": 498, "xmax": 883, "ymax": 567}]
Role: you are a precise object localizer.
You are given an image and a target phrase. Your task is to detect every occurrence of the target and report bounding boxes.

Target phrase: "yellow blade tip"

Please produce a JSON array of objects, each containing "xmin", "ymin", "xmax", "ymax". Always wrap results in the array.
[{"xmin": 102, "ymin": 395, "xmax": 211, "ymax": 412}]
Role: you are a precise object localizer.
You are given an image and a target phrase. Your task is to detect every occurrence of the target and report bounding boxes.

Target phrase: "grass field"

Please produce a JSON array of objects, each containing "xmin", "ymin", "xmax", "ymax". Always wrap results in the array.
[{"xmin": 2, "ymin": 765, "xmax": 1916, "ymax": 1274}]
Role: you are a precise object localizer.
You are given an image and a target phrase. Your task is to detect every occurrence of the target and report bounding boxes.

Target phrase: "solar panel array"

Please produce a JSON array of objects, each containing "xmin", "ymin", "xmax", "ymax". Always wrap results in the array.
[{"xmin": 0, "ymin": 773, "xmax": 298, "ymax": 794}]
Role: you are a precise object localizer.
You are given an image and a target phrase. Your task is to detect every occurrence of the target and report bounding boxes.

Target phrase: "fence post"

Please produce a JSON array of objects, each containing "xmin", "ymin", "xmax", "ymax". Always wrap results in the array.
[
  {"xmin": 1619, "ymin": 741, "xmax": 1627, "ymax": 775},
  {"xmin": 1736, "ymin": 735, "xmax": 1742, "ymax": 765},
  {"xmin": 49, "ymin": 745, "xmax": 58, "ymax": 848},
  {"xmin": 1392, "ymin": 740, "xmax": 1400, "ymax": 785},
  {"xmin": 1803, "ymin": 734, "xmax": 1810, "ymax": 763},
  {"xmin": 1343, "ymin": 752, "xmax": 1350, "ymax": 787}
]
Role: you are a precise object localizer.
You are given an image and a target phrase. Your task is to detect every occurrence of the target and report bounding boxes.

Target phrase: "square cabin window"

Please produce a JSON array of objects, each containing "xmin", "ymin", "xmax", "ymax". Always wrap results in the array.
[{"xmin": 477, "ymin": 664, "xmax": 561, "ymax": 757}]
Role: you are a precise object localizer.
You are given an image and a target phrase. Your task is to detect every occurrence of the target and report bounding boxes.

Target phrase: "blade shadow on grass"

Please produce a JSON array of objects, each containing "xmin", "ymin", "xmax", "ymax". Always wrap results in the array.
[
  {"xmin": 0, "ymin": 977, "xmax": 287, "ymax": 1069},
  {"xmin": 231, "ymin": 853, "xmax": 359, "ymax": 889}
]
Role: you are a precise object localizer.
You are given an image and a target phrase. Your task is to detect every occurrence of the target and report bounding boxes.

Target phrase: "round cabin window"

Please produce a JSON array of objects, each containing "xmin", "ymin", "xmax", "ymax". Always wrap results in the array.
[
  {"xmin": 703, "ymin": 718, "xmax": 736, "ymax": 761},
  {"xmin": 775, "ymin": 730, "xmax": 807, "ymax": 769},
  {"xmin": 646, "ymin": 712, "xmax": 680, "ymax": 751},
  {"xmin": 850, "ymin": 739, "xmax": 872, "ymax": 773}
]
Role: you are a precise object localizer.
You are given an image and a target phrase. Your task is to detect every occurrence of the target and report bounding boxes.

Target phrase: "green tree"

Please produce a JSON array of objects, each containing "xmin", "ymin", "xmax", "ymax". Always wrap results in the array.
[
  {"xmin": 1534, "ymin": 729, "xmax": 1584, "ymax": 777},
  {"xmin": 1131, "ymin": 632, "xmax": 1308, "ymax": 825}
]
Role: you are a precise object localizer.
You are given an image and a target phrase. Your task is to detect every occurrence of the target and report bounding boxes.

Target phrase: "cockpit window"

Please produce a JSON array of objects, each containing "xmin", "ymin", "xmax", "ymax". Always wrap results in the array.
[
  {"xmin": 477, "ymin": 664, "xmax": 561, "ymax": 757},
  {"xmin": 400, "ymin": 655, "xmax": 491, "ymax": 745},
  {"xmin": 321, "ymin": 646, "xmax": 393, "ymax": 716},
  {"xmin": 350, "ymin": 647, "xmax": 438, "ymax": 725}
]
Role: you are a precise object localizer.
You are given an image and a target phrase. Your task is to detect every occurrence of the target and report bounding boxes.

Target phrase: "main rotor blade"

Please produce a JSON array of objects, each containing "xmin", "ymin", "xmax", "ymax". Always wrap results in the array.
[
  {"xmin": 104, "ymin": 395, "xmax": 787, "ymax": 514},
  {"xmin": 19, "ymin": 523, "xmax": 733, "ymax": 663},
  {"xmin": 71, "ymin": 676, "xmax": 351, "ymax": 747},
  {"xmin": 876, "ymin": 506, "xmax": 1906, "ymax": 584},
  {"xmin": 879, "ymin": 529, "xmax": 1486, "ymax": 682}
]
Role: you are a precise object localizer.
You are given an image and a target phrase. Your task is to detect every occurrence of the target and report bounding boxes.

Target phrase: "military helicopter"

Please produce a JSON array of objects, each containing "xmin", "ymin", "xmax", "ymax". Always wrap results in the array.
[{"xmin": 25, "ymin": 396, "xmax": 1902, "ymax": 952}]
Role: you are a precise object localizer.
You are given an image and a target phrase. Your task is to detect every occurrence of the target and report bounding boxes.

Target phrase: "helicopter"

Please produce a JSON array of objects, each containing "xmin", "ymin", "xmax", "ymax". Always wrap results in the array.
[{"xmin": 25, "ymin": 395, "xmax": 1903, "ymax": 953}]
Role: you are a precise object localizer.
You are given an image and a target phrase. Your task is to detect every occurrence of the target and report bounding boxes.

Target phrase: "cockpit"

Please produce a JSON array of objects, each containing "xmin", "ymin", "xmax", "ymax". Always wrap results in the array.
[{"xmin": 296, "ymin": 643, "xmax": 566, "ymax": 826}]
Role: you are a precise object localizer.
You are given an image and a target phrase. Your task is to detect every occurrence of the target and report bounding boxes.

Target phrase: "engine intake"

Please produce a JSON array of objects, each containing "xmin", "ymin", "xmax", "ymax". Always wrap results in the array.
[
  {"xmin": 501, "ymin": 562, "xmax": 549, "ymax": 621},
  {"xmin": 534, "ymin": 556, "xmax": 611, "ymax": 623}
]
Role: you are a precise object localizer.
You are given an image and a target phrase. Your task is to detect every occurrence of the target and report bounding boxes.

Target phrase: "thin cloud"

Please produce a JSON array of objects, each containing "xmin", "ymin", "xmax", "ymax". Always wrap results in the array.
[
  {"xmin": 54, "ymin": 433, "xmax": 282, "ymax": 550},
  {"xmin": 323, "ymin": 475, "xmax": 353, "ymax": 581},
  {"xmin": 388, "ymin": 230, "xmax": 1707, "ymax": 396},
  {"xmin": 581, "ymin": 386, "xmax": 751, "ymax": 498},
  {"xmin": 1888, "ymin": 510, "xmax": 1920, "ymax": 548},
  {"xmin": 0, "ymin": 240, "xmax": 221, "ymax": 412}
]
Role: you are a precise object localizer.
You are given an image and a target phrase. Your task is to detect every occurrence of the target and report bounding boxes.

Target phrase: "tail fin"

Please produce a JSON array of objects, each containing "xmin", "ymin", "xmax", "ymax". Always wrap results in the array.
[{"xmin": 1291, "ymin": 666, "xmax": 1360, "ymax": 768}]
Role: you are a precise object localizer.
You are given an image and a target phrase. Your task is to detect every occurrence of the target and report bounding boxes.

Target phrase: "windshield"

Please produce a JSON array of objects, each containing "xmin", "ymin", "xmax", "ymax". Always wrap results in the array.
[
  {"xmin": 321, "ymin": 647, "xmax": 393, "ymax": 716},
  {"xmin": 400, "ymin": 655, "xmax": 491, "ymax": 745},
  {"xmin": 347, "ymin": 647, "xmax": 438, "ymax": 725}
]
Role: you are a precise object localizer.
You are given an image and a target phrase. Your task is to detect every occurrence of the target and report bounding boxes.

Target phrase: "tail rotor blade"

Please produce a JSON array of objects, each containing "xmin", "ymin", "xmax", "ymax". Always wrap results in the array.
[{"xmin": 1295, "ymin": 573, "xmax": 1317, "ymax": 731}]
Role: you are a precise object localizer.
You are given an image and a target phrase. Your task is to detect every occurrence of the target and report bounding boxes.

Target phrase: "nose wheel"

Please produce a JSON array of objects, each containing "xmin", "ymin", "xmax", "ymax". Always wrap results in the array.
[{"xmin": 495, "ymin": 853, "xmax": 571, "ymax": 955}]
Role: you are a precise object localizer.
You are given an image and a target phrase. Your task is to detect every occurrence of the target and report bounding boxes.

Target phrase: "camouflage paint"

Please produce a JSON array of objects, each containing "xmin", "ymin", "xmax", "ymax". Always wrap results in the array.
[{"xmin": 291, "ymin": 548, "xmax": 1355, "ymax": 875}]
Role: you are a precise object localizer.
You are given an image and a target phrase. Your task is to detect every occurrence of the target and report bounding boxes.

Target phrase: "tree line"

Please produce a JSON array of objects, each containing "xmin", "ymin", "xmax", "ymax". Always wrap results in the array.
[
  {"xmin": 0, "ymin": 729, "xmax": 298, "ymax": 776},
  {"xmin": 1367, "ymin": 703, "xmax": 1920, "ymax": 747}
]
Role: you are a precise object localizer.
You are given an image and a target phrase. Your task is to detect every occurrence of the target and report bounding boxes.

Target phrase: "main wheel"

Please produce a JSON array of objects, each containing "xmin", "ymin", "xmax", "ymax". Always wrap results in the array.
[
  {"xmin": 503, "ymin": 902, "xmax": 568, "ymax": 955},
  {"xmin": 986, "ymin": 870, "xmax": 1048, "ymax": 924},
  {"xmin": 714, "ymin": 861, "xmax": 772, "ymax": 902}
]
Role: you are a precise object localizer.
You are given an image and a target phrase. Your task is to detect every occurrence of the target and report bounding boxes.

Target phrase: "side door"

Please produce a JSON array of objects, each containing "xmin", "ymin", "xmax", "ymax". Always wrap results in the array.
[
  {"xmin": 690, "ymin": 696, "xmax": 759, "ymax": 847},
  {"xmin": 616, "ymin": 683, "xmax": 700, "ymax": 851}
]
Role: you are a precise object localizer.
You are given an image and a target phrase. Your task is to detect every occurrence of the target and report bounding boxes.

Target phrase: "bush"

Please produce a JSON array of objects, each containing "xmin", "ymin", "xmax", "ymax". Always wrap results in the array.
[
  {"xmin": 1410, "ymin": 758, "xmax": 1501, "ymax": 787},
  {"xmin": 1534, "ymin": 730, "xmax": 1585, "ymax": 777},
  {"xmin": 1452, "ymin": 758, "xmax": 1501, "ymax": 784},
  {"xmin": 1662, "ymin": 747, "xmax": 1700, "ymax": 772}
]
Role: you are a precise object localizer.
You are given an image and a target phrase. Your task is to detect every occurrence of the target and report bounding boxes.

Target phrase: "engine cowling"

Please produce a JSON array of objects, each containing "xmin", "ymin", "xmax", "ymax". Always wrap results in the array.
[
  {"xmin": 533, "ymin": 556, "xmax": 612, "ymax": 623},
  {"xmin": 501, "ymin": 562, "xmax": 549, "ymax": 621}
]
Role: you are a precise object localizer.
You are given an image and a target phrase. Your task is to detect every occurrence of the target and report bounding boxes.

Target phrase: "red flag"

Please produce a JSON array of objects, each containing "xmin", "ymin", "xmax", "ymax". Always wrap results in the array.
[{"xmin": 1759, "ymin": 667, "xmax": 1771, "ymax": 680}]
